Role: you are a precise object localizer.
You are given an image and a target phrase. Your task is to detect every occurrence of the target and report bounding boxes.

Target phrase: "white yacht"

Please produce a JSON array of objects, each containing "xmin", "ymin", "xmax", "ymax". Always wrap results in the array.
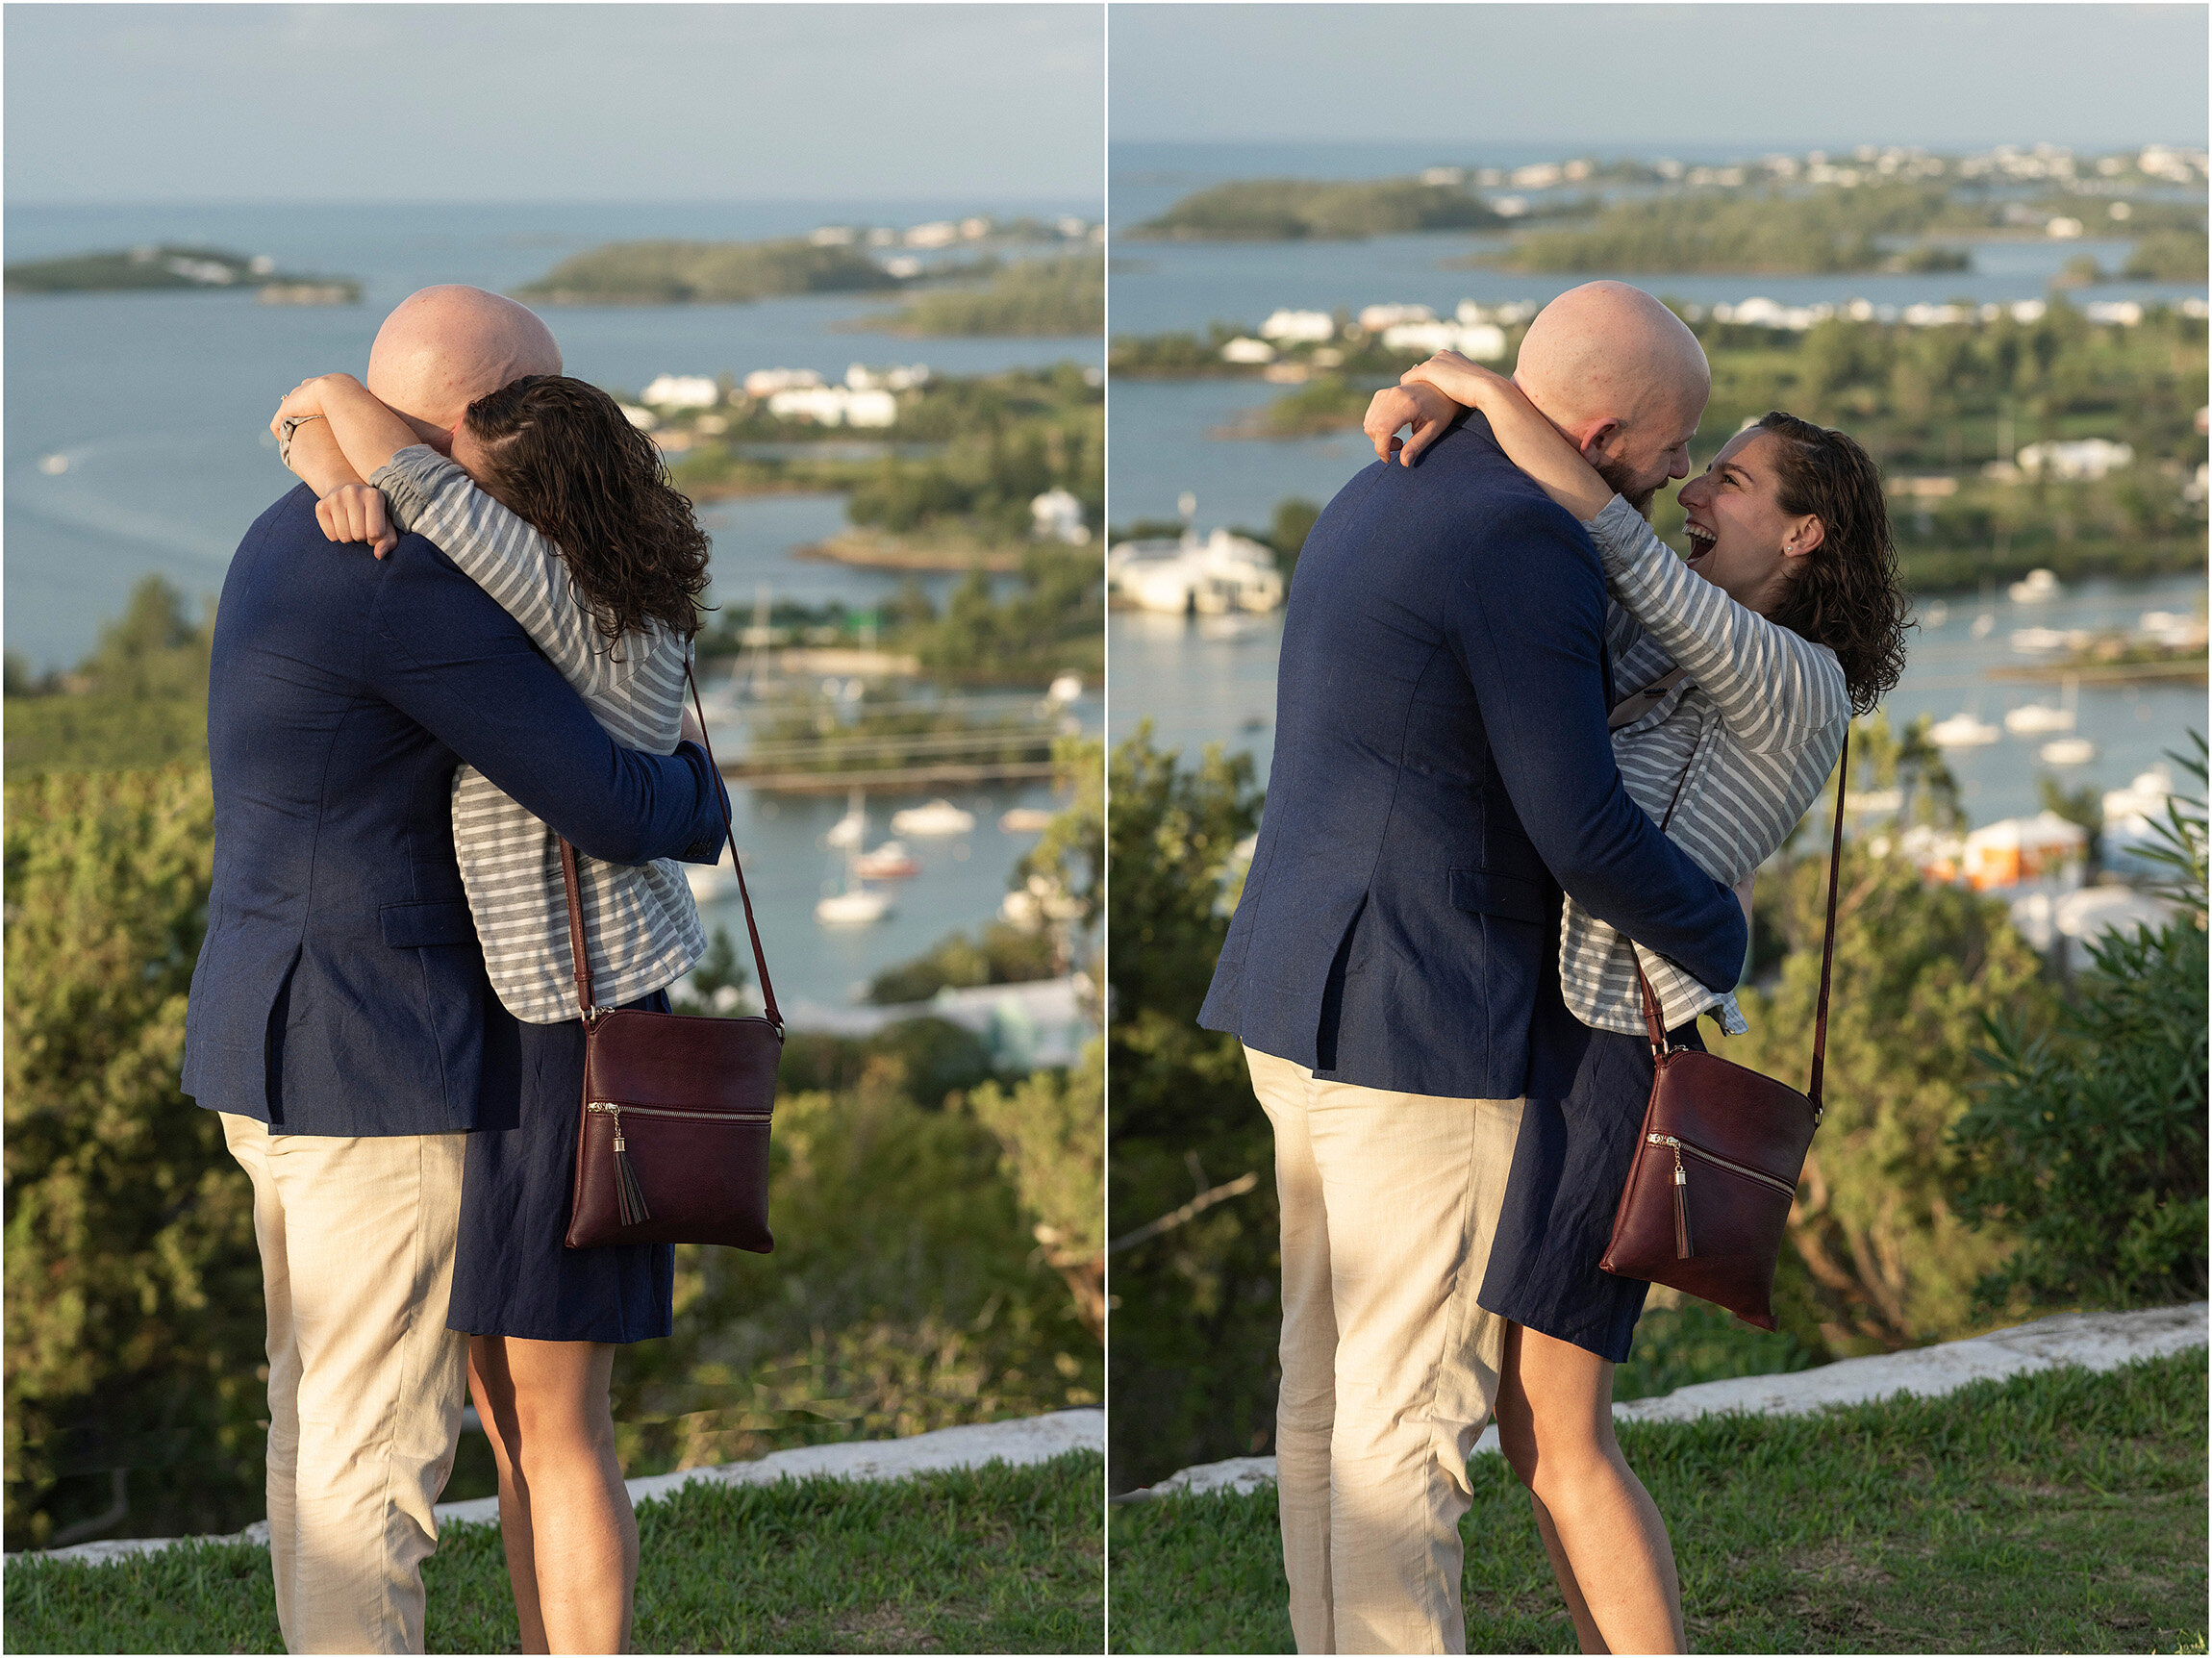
[
  {"xmin": 2007, "ymin": 568, "xmax": 2062, "ymax": 604},
  {"xmin": 1928, "ymin": 711, "xmax": 2001, "ymax": 748},
  {"xmin": 2039, "ymin": 737, "xmax": 2098, "ymax": 766},
  {"xmin": 815, "ymin": 887, "xmax": 893, "ymax": 925},
  {"xmin": 853, "ymin": 840, "xmax": 920, "ymax": 880},
  {"xmin": 2004, "ymin": 678, "xmax": 2078, "ymax": 736},
  {"xmin": 891, "ymin": 798, "xmax": 976, "ymax": 837}
]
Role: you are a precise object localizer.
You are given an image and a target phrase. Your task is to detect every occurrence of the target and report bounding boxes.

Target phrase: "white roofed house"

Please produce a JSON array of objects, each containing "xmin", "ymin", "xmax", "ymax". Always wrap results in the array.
[
  {"xmin": 742, "ymin": 367, "xmax": 824, "ymax": 398},
  {"xmin": 2016, "ymin": 439, "xmax": 2134, "ymax": 482},
  {"xmin": 1260, "ymin": 309, "xmax": 1335, "ymax": 344},
  {"xmin": 1357, "ymin": 303, "xmax": 1434, "ymax": 331},
  {"xmin": 1108, "ymin": 528, "xmax": 1284, "ymax": 615},
  {"xmin": 1031, "ymin": 488, "xmax": 1093, "ymax": 545},
  {"xmin": 766, "ymin": 385, "xmax": 898, "ymax": 428},
  {"xmin": 641, "ymin": 373, "xmax": 720, "ymax": 410},
  {"xmin": 1379, "ymin": 320, "xmax": 1509, "ymax": 361}
]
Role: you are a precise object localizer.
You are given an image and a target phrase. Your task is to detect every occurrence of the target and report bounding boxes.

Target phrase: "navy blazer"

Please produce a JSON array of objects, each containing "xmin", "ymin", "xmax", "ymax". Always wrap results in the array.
[
  {"xmin": 181, "ymin": 486, "xmax": 729, "ymax": 1136},
  {"xmin": 1198, "ymin": 414, "xmax": 1747, "ymax": 1099}
]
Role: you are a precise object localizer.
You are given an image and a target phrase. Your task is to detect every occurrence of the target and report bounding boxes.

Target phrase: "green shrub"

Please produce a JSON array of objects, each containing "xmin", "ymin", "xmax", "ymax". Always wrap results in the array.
[
  {"xmin": 1735, "ymin": 819, "xmax": 2053, "ymax": 1354},
  {"xmin": 4, "ymin": 764, "xmax": 266, "ymax": 1545},
  {"xmin": 867, "ymin": 921, "xmax": 1057, "ymax": 1004},
  {"xmin": 1951, "ymin": 740, "xmax": 2208, "ymax": 1309},
  {"xmin": 610, "ymin": 1058, "xmax": 1099, "ymax": 1474},
  {"xmin": 1105, "ymin": 726, "xmax": 1275, "ymax": 1493}
]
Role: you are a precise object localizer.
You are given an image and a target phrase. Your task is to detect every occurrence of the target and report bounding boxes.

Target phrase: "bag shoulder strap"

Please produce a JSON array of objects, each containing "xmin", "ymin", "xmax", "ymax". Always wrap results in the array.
[
  {"xmin": 1805, "ymin": 727, "xmax": 1848, "ymax": 1115},
  {"xmin": 558, "ymin": 654, "xmax": 783, "ymax": 1032},
  {"xmin": 1633, "ymin": 722, "xmax": 1849, "ymax": 1119}
]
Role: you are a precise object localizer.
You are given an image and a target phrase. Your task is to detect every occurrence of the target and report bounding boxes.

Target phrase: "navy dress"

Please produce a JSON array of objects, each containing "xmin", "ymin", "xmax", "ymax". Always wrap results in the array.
[
  {"xmin": 1478, "ymin": 1006, "xmax": 1706, "ymax": 1365},
  {"xmin": 448, "ymin": 991, "xmax": 675, "ymax": 1344}
]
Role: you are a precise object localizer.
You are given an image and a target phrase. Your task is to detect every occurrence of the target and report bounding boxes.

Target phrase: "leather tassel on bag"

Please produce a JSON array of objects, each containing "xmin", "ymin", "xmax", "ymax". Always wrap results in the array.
[{"xmin": 613, "ymin": 1120, "xmax": 652, "ymax": 1227}]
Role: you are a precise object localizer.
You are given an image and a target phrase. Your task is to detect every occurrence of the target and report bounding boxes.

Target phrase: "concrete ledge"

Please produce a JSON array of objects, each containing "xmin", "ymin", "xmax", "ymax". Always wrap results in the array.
[
  {"xmin": 11, "ymin": 1408, "xmax": 1104, "ymax": 1569},
  {"xmin": 1126, "ymin": 1303, "xmax": 2208, "ymax": 1500}
]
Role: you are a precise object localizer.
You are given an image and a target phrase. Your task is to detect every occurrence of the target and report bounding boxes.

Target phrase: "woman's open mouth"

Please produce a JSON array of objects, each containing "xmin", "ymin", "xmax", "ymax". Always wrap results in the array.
[{"xmin": 1684, "ymin": 522, "xmax": 1718, "ymax": 565}]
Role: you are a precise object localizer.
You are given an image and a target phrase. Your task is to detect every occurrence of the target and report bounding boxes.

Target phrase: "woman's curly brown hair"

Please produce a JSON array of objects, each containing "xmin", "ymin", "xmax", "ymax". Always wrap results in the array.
[
  {"xmin": 1752, "ymin": 411, "xmax": 1911, "ymax": 716},
  {"xmin": 462, "ymin": 374, "xmax": 710, "ymax": 648}
]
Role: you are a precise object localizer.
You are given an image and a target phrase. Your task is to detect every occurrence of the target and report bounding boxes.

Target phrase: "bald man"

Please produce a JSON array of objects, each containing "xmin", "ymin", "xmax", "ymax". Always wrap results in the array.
[
  {"xmin": 1198, "ymin": 282, "xmax": 1746, "ymax": 1653},
  {"xmin": 186, "ymin": 288, "xmax": 729, "ymax": 1654}
]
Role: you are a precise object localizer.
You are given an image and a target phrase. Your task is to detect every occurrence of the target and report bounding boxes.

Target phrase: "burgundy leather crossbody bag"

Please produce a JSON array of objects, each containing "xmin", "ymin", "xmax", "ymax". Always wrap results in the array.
[
  {"xmin": 1599, "ymin": 730, "xmax": 1848, "ymax": 1329},
  {"xmin": 562, "ymin": 662, "xmax": 782, "ymax": 1253}
]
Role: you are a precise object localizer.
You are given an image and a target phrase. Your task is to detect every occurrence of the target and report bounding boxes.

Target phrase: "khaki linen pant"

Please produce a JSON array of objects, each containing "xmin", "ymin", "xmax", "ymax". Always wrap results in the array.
[
  {"xmin": 221, "ymin": 1114, "xmax": 470, "ymax": 1655},
  {"xmin": 1247, "ymin": 1047, "xmax": 1525, "ymax": 1656}
]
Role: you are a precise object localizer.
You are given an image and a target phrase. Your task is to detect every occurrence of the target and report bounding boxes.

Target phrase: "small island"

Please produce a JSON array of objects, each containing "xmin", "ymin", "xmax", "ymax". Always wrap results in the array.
[
  {"xmin": 5, "ymin": 245, "xmax": 361, "ymax": 302},
  {"xmin": 512, "ymin": 238, "xmax": 899, "ymax": 305},
  {"xmin": 860, "ymin": 255, "xmax": 1103, "ymax": 338},
  {"xmin": 1129, "ymin": 177, "xmax": 1504, "ymax": 241}
]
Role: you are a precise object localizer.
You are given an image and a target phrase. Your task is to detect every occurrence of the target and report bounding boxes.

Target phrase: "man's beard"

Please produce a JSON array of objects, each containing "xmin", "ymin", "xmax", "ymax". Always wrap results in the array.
[{"xmin": 1595, "ymin": 455, "xmax": 1656, "ymax": 518}]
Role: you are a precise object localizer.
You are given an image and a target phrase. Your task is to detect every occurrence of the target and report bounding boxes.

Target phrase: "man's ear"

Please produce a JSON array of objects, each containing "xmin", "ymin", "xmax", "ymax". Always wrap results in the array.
[{"xmin": 1573, "ymin": 416, "xmax": 1621, "ymax": 461}]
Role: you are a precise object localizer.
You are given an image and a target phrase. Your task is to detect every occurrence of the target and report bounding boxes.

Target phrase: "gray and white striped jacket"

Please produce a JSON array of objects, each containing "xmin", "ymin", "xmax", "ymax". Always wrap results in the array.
[
  {"xmin": 371, "ymin": 445, "xmax": 708, "ymax": 1024},
  {"xmin": 1568, "ymin": 494, "xmax": 1850, "ymax": 1038}
]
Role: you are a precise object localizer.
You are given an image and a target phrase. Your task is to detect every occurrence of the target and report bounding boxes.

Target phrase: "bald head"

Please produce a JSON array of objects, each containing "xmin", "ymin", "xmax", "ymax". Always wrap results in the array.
[
  {"xmin": 365, "ymin": 286, "xmax": 563, "ymax": 440},
  {"xmin": 1514, "ymin": 282, "xmax": 1709, "ymax": 510}
]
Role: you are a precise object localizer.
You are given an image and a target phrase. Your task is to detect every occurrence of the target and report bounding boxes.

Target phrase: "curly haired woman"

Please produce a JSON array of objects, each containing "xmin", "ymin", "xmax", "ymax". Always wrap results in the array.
[{"xmin": 1366, "ymin": 354, "xmax": 1911, "ymax": 1656}]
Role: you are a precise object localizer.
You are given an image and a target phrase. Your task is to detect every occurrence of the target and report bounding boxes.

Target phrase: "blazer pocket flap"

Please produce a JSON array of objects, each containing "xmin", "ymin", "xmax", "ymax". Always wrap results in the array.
[
  {"xmin": 381, "ymin": 900, "xmax": 477, "ymax": 948},
  {"xmin": 1449, "ymin": 868, "xmax": 1546, "ymax": 925}
]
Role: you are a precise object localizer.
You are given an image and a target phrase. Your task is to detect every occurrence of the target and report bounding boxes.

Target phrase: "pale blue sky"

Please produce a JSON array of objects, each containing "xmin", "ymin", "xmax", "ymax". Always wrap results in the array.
[
  {"xmin": 6, "ymin": 4, "xmax": 1106, "ymax": 205},
  {"xmin": 1112, "ymin": 4, "xmax": 2208, "ymax": 150}
]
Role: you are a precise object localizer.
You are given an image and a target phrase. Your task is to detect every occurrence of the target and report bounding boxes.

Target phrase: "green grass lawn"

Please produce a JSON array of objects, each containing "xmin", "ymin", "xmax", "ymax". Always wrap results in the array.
[
  {"xmin": 5, "ymin": 1451, "xmax": 1102, "ymax": 1654},
  {"xmin": 1110, "ymin": 1352, "xmax": 2207, "ymax": 1655}
]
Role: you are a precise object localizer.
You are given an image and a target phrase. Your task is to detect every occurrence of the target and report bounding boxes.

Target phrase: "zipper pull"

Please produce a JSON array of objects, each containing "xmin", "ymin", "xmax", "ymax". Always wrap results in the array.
[{"xmin": 1672, "ymin": 1144, "xmax": 1693, "ymax": 1260}]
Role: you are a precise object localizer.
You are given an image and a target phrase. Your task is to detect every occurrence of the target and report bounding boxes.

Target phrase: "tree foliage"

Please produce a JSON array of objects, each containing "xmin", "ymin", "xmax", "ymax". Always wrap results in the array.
[
  {"xmin": 4, "ymin": 764, "xmax": 265, "ymax": 1545},
  {"xmin": 1732, "ymin": 726, "xmax": 2056, "ymax": 1353},
  {"xmin": 1951, "ymin": 739, "xmax": 2208, "ymax": 1309},
  {"xmin": 886, "ymin": 255, "xmax": 1104, "ymax": 337},
  {"xmin": 1104, "ymin": 726, "xmax": 1274, "ymax": 1493}
]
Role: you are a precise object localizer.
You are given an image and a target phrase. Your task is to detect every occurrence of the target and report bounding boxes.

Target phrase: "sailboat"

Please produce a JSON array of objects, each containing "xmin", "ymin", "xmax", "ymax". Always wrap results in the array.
[
  {"xmin": 815, "ymin": 849, "xmax": 893, "ymax": 925},
  {"xmin": 1928, "ymin": 709, "xmax": 2001, "ymax": 748},
  {"xmin": 2039, "ymin": 737, "xmax": 2098, "ymax": 766},
  {"xmin": 2004, "ymin": 676, "xmax": 2078, "ymax": 736},
  {"xmin": 826, "ymin": 789, "xmax": 867, "ymax": 849}
]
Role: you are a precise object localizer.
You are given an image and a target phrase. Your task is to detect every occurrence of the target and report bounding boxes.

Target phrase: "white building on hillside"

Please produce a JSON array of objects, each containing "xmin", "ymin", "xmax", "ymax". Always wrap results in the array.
[
  {"xmin": 846, "ymin": 363, "xmax": 931, "ymax": 391},
  {"xmin": 1261, "ymin": 309, "xmax": 1335, "ymax": 343},
  {"xmin": 743, "ymin": 367, "xmax": 824, "ymax": 398},
  {"xmin": 1109, "ymin": 529, "xmax": 1283, "ymax": 615},
  {"xmin": 1220, "ymin": 337, "xmax": 1276, "ymax": 364},
  {"xmin": 1359, "ymin": 303, "xmax": 1434, "ymax": 331},
  {"xmin": 1031, "ymin": 488, "xmax": 1092, "ymax": 545},
  {"xmin": 641, "ymin": 373, "xmax": 720, "ymax": 410},
  {"xmin": 1381, "ymin": 319, "xmax": 1508, "ymax": 360},
  {"xmin": 766, "ymin": 385, "xmax": 898, "ymax": 428},
  {"xmin": 2016, "ymin": 439, "xmax": 2133, "ymax": 481}
]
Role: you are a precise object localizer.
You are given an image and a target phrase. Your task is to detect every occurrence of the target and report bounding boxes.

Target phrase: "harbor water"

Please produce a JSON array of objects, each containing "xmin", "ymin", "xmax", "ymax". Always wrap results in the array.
[
  {"xmin": 1106, "ymin": 140, "xmax": 2207, "ymax": 834},
  {"xmin": 6, "ymin": 198, "xmax": 1103, "ymax": 1013}
]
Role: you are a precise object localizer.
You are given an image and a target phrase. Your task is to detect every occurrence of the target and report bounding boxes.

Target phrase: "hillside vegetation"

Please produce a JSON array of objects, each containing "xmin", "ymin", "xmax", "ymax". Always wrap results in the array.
[
  {"xmin": 513, "ymin": 238, "xmax": 898, "ymax": 305},
  {"xmin": 1131, "ymin": 177, "xmax": 1503, "ymax": 241}
]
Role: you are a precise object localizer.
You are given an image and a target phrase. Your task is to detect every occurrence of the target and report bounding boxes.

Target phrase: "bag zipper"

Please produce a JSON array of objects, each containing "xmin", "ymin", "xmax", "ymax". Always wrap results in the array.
[
  {"xmin": 587, "ymin": 1101, "xmax": 774, "ymax": 1125},
  {"xmin": 1646, "ymin": 1132, "xmax": 1798, "ymax": 1199}
]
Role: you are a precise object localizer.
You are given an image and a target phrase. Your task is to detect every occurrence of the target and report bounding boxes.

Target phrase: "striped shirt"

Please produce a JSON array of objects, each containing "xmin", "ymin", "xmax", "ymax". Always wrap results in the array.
[
  {"xmin": 1564, "ymin": 494, "xmax": 1850, "ymax": 1039},
  {"xmin": 370, "ymin": 445, "xmax": 708, "ymax": 1024}
]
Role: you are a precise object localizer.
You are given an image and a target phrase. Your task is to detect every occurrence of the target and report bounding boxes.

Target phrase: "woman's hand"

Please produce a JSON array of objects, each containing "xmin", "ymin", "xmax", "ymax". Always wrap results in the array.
[
  {"xmin": 1403, "ymin": 349, "xmax": 1512, "ymax": 409},
  {"xmin": 315, "ymin": 483, "xmax": 398, "ymax": 559},
  {"xmin": 1363, "ymin": 381, "xmax": 1461, "ymax": 465}
]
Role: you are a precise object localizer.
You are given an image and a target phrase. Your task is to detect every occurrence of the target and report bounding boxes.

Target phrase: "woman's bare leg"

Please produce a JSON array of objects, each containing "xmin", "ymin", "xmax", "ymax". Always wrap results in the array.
[
  {"xmin": 467, "ymin": 1344, "xmax": 549, "ymax": 1651},
  {"xmin": 1495, "ymin": 1321, "xmax": 1685, "ymax": 1654},
  {"xmin": 468, "ymin": 1335, "xmax": 637, "ymax": 1655}
]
